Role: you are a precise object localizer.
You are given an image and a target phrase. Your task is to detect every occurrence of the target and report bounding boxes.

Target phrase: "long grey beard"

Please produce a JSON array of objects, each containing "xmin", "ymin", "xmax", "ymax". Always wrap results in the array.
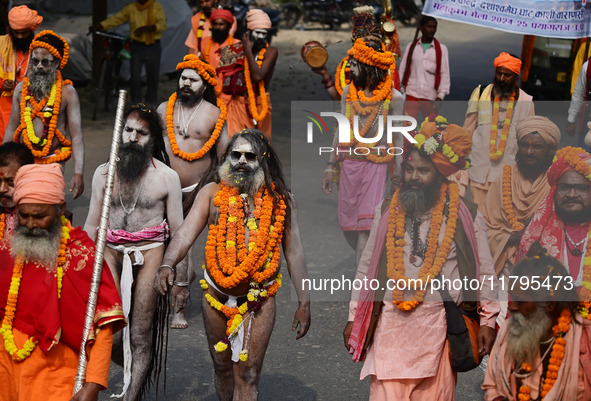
[
  {"xmin": 398, "ymin": 182, "xmax": 440, "ymax": 217},
  {"xmin": 218, "ymin": 160, "xmax": 265, "ymax": 195},
  {"xmin": 506, "ymin": 308, "xmax": 553, "ymax": 367},
  {"xmin": 28, "ymin": 69, "xmax": 57, "ymax": 100},
  {"xmin": 11, "ymin": 219, "xmax": 61, "ymax": 267}
]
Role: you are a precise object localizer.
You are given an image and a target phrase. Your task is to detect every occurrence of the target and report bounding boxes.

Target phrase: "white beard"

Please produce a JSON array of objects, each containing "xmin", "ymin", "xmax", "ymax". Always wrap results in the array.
[
  {"xmin": 218, "ymin": 160, "xmax": 265, "ymax": 195},
  {"xmin": 506, "ymin": 308, "xmax": 553, "ymax": 367},
  {"xmin": 11, "ymin": 220, "xmax": 61, "ymax": 267}
]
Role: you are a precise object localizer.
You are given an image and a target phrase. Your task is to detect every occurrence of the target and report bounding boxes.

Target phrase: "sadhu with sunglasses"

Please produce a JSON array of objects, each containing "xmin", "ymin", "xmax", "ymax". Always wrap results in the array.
[
  {"xmin": 155, "ymin": 129, "xmax": 311, "ymax": 399},
  {"xmin": 519, "ymin": 146, "xmax": 591, "ymax": 284},
  {"xmin": 4, "ymin": 30, "xmax": 85, "ymax": 199}
]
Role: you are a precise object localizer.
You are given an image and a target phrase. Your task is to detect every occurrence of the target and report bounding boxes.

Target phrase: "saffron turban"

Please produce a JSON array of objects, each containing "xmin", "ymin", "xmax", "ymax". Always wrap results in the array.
[
  {"xmin": 8, "ymin": 5, "xmax": 43, "ymax": 31},
  {"xmin": 347, "ymin": 38, "xmax": 395, "ymax": 71},
  {"xmin": 176, "ymin": 54, "xmax": 217, "ymax": 87},
  {"xmin": 211, "ymin": 9, "xmax": 234, "ymax": 26},
  {"xmin": 547, "ymin": 146, "xmax": 591, "ymax": 187},
  {"xmin": 30, "ymin": 30, "xmax": 69, "ymax": 70},
  {"xmin": 515, "ymin": 116, "xmax": 561, "ymax": 148},
  {"xmin": 246, "ymin": 9, "xmax": 271, "ymax": 30},
  {"xmin": 415, "ymin": 121, "xmax": 472, "ymax": 177},
  {"xmin": 14, "ymin": 163, "xmax": 65, "ymax": 205},
  {"xmin": 494, "ymin": 52, "xmax": 522, "ymax": 75}
]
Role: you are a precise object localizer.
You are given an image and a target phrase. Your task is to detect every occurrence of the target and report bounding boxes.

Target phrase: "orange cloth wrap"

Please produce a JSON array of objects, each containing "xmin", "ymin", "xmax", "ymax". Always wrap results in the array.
[
  {"xmin": 8, "ymin": 5, "xmax": 43, "ymax": 31},
  {"xmin": 211, "ymin": 9, "xmax": 234, "ymax": 25},
  {"xmin": 420, "ymin": 122, "xmax": 472, "ymax": 177},
  {"xmin": 494, "ymin": 52, "xmax": 522, "ymax": 75},
  {"xmin": 13, "ymin": 163, "xmax": 65, "ymax": 205},
  {"xmin": 246, "ymin": 9, "xmax": 271, "ymax": 30},
  {"xmin": 176, "ymin": 54, "xmax": 217, "ymax": 87}
]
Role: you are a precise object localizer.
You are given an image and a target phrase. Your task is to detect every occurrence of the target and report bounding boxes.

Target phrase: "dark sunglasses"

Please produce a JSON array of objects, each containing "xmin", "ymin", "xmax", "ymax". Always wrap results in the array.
[
  {"xmin": 31, "ymin": 57, "xmax": 54, "ymax": 67},
  {"xmin": 229, "ymin": 151, "xmax": 257, "ymax": 162}
]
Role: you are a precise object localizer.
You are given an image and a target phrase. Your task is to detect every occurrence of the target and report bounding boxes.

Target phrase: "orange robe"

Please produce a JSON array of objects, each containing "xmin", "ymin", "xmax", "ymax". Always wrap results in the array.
[
  {"xmin": 0, "ymin": 34, "xmax": 29, "ymax": 140},
  {"xmin": 185, "ymin": 11, "xmax": 237, "ymax": 56}
]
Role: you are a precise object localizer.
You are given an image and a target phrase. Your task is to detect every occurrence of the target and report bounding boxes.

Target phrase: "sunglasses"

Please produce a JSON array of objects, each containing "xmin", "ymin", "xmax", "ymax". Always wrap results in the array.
[
  {"xmin": 229, "ymin": 151, "xmax": 257, "ymax": 162},
  {"xmin": 31, "ymin": 57, "xmax": 54, "ymax": 68}
]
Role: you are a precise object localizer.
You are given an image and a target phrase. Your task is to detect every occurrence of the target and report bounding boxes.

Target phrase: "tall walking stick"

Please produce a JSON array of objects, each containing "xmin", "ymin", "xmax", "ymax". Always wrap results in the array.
[{"xmin": 73, "ymin": 90, "xmax": 127, "ymax": 394}]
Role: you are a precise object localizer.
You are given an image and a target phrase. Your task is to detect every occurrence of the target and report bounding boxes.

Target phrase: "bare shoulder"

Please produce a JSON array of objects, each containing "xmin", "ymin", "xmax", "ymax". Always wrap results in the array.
[
  {"xmin": 92, "ymin": 163, "xmax": 108, "ymax": 184},
  {"xmin": 202, "ymin": 100, "xmax": 220, "ymax": 117},
  {"xmin": 153, "ymin": 159, "xmax": 180, "ymax": 181},
  {"xmin": 201, "ymin": 182, "xmax": 221, "ymax": 199},
  {"xmin": 62, "ymin": 83, "xmax": 79, "ymax": 100},
  {"xmin": 267, "ymin": 45, "xmax": 278, "ymax": 58},
  {"xmin": 156, "ymin": 101, "xmax": 167, "ymax": 117}
]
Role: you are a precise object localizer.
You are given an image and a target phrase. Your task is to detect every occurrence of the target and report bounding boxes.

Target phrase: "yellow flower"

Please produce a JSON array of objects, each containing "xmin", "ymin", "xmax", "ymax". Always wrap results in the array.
[
  {"xmin": 215, "ymin": 341, "xmax": 228, "ymax": 352},
  {"xmin": 239, "ymin": 349, "xmax": 248, "ymax": 361}
]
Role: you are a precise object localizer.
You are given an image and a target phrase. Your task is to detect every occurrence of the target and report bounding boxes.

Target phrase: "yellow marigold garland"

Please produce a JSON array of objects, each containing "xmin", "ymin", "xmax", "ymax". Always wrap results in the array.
[
  {"xmin": 14, "ymin": 77, "xmax": 72, "ymax": 164},
  {"xmin": 517, "ymin": 309, "xmax": 572, "ymax": 401},
  {"xmin": 243, "ymin": 45, "xmax": 269, "ymax": 124},
  {"xmin": 502, "ymin": 165, "xmax": 525, "ymax": 231},
  {"xmin": 490, "ymin": 94, "xmax": 515, "ymax": 161},
  {"xmin": 165, "ymin": 92, "xmax": 227, "ymax": 161},
  {"xmin": 30, "ymin": 30, "xmax": 70, "ymax": 70},
  {"xmin": 386, "ymin": 181, "xmax": 460, "ymax": 311},
  {"xmin": 0, "ymin": 215, "xmax": 70, "ymax": 361}
]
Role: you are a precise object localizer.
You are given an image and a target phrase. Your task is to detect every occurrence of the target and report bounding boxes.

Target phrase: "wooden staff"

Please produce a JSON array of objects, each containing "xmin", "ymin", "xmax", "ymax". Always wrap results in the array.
[{"xmin": 73, "ymin": 90, "xmax": 127, "ymax": 393}]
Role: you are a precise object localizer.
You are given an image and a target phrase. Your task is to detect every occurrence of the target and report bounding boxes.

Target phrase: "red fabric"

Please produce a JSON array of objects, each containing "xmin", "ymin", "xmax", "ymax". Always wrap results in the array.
[
  {"xmin": 210, "ymin": 9, "xmax": 233, "ymax": 25},
  {"xmin": 0, "ymin": 226, "xmax": 125, "ymax": 353}
]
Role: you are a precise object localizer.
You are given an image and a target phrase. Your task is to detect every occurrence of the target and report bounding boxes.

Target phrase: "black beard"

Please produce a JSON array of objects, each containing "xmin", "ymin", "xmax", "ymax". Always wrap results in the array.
[
  {"xmin": 516, "ymin": 153, "xmax": 553, "ymax": 179},
  {"xmin": 211, "ymin": 29, "xmax": 229, "ymax": 44},
  {"xmin": 252, "ymin": 38, "xmax": 268, "ymax": 52},
  {"xmin": 556, "ymin": 202, "xmax": 591, "ymax": 224},
  {"xmin": 493, "ymin": 80, "xmax": 516, "ymax": 97},
  {"xmin": 28, "ymin": 68, "xmax": 57, "ymax": 100},
  {"xmin": 117, "ymin": 142, "xmax": 152, "ymax": 183},
  {"xmin": 11, "ymin": 34, "xmax": 33, "ymax": 52},
  {"xmin": 177, "ymin": 87, "xmax": 199, "ymax": 106},
  {"xmin": 398, "ymin": 180, "xmax": 442, "ymax": 216}
]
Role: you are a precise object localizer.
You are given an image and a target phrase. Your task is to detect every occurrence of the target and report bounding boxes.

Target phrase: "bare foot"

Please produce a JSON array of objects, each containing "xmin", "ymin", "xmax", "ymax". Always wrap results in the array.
[{"xmin": 171, "ymin": 309, "xmax": 188, "ymax": 329}]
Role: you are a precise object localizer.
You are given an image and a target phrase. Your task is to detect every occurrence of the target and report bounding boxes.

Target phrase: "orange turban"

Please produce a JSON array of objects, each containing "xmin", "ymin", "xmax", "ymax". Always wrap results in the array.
[
  {"xmin": 14, "ymin": 164, "xmax": 65, "ymax": 205},
  {"xmin": 246, "ymin": 9, "xmax": 271, "ymax": 30},
  {"xmin": 8, "ymin": 5, "xmax": 43, "ymax": 31},
  {"xmin": 494, "ymin": 52, "xmax": 522, "ymax": 75},
  {"xmin": 414, "ymin": 122, "xmax": 472, "ymax": 177},
  {"xmin": 211, "ymin": 9, "xmax": 234, "ymax": 26},
  {"xmin": 176, "ymin": 54, "xmax": 217, "ymax": 87}
]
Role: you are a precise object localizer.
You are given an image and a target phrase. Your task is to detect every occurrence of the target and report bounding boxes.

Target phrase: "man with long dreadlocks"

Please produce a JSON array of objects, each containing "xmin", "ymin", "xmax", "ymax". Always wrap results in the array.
[
  {"xmin": 322, "ymin": 38, "xmax": 404, "ymax": 266},
  {"xmin": 84, "ymin": 104, "xmax": 185, "ymax": 401},
  {"xmin": 4, "ymin": 30, "xmax": 85, "ymax": 199},
  {"xmin": 155, "ymin": 129, "xmax": 311, "ymax": 400},
  {"xmin": 157, "ymin": 54, "xmax": 229, "ymax": 329}
]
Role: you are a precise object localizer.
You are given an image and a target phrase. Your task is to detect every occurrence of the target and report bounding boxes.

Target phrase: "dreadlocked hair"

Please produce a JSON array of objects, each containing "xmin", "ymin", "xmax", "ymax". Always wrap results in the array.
[
  {"xmin": 512, "ymin": 241, "xmax": 580, "ymax": 320},
  {"xmin": 125, "ymin": 103, "xmax": 170, "ymax": 167},
  {"xmin": 358, "ymin": 39, "xmax": 388, "ymax": 91},
  {"xmin": 218, "ymin": 129, "xmax": 292, "ymax": 231}
]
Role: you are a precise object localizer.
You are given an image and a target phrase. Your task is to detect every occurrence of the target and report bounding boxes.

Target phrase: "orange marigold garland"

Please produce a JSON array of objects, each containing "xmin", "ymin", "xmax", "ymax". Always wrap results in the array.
[
  {"xmin": 386, "ymin": 181, "xmax": 460, "ymax": 311},
  {"xmin": 517, "ymin": 309, "xmax": 572, "ymax": 401},
  {"xmin": 0, "ymin": 213, "xmax": 5, "ymax": 240},
  {"xmin": 243, "ymin": 45, "xmax": 269, "ymax": 124},
  {"xmin": 502, "ymin": 165, "xmax": 525, "ymax": 231},
  {"xmin": 30, "ymin": 30, "xmax": 70, "ymax": 70},
  {"xmin": 165, "ymin": 92, "xmax": 227, "ymax": 161},
  {"xmin": 0, "ymin": 215, "xmax": 71, "ymax": 361},
  {"xmin": 490, "ymin": 94, "xmax": 515, "ymax": 161},
  {"xmin": 14, "ymin": 76, "xmax": 72, "ymax": 164}
]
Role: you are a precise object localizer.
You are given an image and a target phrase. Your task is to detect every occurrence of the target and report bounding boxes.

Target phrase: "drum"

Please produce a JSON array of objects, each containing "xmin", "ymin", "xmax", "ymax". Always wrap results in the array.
[{"xmin": 301, "ymin": 41, "xmax": 328, "ymax": 68}]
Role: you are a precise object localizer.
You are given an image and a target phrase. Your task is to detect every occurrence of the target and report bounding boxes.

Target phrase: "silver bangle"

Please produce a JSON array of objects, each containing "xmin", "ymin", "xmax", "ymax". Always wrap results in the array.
[
  {"xmin": 324, "ymin": 168, "xmax": 336, "ymax": 174},
  {"xmin": 173, "ymin": 281, "xmax": 190, "ymax": 287},
  {"xmin": 157, "ymin": 264, "xmax": 175, "ymax": 274}
]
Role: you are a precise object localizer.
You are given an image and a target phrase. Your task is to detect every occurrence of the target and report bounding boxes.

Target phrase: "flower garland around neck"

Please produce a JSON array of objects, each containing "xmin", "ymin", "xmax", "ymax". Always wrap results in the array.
[
  {"xmin": 196, "ymin": 12, "xmax": 206, "ymax": 39},
  {"xmin": 386, "ymin": 181, "xmax": 460, "ymax": 311},
  {"xmin": 205, "ymin": 182, "xmax": 286, "ymax": 289},
  {"xmin": 335, "ymin": 55, "xmax": 398, "ymax": 97},
  {"xmin": 0, "ymin": 213, "xmax": 5, "ymax": 240},
  {"xmin": 517, "ymin": 309, "xmax": 571, "ymax": 401},
  {"xmin": 243, "ymin": 45, "xmax": 269, "ymax": 124},
  {"xmin": 502, "ymin": 165, "xmax": 525, "ymax": 231},
  {"xmin": 14, "ymin": 76, "xmax": 72, "ymax": 164},
  {"xmin": 165, "ymin": 92, "xmax": 227, "ymax": 161},
  {"xmin": 0, "ymin": 215, "xmax": 71, "ymax": 361},
  {"xmin": 204, "ymin": 34, "xmax": 234, "ymax": 65},
  {"xmin": 200, "ymin": 274, "xmax": 282, "ymax": 360},
  {"xmin": 490, "ymin": 93, "xmax": 515, "ymax": 162}
]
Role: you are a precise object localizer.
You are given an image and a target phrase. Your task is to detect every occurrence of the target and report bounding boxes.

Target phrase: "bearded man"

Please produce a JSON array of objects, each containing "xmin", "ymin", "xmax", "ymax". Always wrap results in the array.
[
  {"xmin": 0, "ymin": 163, "xmax": 125, "ymax": 401},
  {"xmin": 155, "ymin": 129, "xmax": 311, "ymax": 400},
  {"xmin": 185, "ymin": 0, "xmax": 237, "ymax": 57},
  {"xmin": 322, "ymin": 38, "xmax": 403, "ymax": 266},
  {"xmin": 483, "ymin": 243, "xmax": 591, "ymax": 401},
  {"xmin": 480, "ymin": 116, "xmax": 560, "ymax": 323},
  {"xmin": 344, "ymin": 121, "xmax": 499, "ymax": 400},
  {"xmin": 0, "ymin": 142, "xmax": 33, "ymax": 238},
  {"xmin": 4, "ymin": 30, "xmax": 85, "ymax": 199},
  {"xmin": 198, "ymin": 8, "xmax": 237, "ymax": 70},
  {"xmin": 0, "ymin": 5, "xmax": 42, "ymax": 139},
  {"xmin": 464, "ymin": 52, "xmax": 535, "ymax": 205},
  {"xmin": 519, "ymin": 147, "xmax": 591, "ymax": 294},
  {"xmin": 157, "ymin": 54, "xmax": 228, "ymax": 328},
  {"xmin": 218, "ymin": 9, "xmax": 277, "ymax": 140},
  {"xmin": 84, "ymin": 104, "xmax": 185, "ymax": 401}
]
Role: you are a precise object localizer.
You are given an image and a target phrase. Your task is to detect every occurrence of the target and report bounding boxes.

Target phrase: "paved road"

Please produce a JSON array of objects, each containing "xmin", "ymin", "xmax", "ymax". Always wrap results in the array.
[{"xmin": 54, "ymin": 19, "xmax": 576, "ymax": 401}]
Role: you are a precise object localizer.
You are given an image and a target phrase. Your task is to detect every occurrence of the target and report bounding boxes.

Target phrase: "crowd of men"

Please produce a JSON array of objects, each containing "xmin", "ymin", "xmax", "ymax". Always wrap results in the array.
[{"xmin": 1, "ymin": 1, "xmax": 591, "ymax": 401}]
